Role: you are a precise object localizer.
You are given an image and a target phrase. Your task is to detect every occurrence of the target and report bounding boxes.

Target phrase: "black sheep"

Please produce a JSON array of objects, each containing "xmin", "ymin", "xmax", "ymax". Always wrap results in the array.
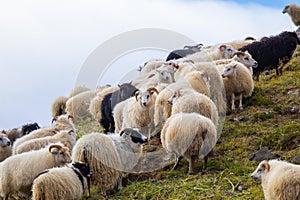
[
  {"xmin": 239, "ymin": 31, "xmax": 300, "ymax": 81},
  {"xmin": 166, "ymin": 43, "xmax": 203, "ymax": 61}
]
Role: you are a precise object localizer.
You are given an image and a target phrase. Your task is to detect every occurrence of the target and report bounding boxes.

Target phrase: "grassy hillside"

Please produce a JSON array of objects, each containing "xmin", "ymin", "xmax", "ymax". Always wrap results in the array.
[{"xmin": 78, "ymin": 51, "xmax": 300, "ymax": 200}]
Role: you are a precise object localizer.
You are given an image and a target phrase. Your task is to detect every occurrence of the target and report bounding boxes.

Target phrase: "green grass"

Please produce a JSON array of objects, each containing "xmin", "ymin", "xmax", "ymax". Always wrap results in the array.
[{"xmin": 77, "ymin": 53, "xmax": 300, "ymax": 200}]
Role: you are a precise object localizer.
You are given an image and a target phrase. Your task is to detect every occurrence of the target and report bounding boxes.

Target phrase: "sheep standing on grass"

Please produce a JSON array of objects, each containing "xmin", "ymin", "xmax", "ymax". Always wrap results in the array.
[
  {"xmin": 251, "ymin": 159, "xmax": 300, "ymax": 200},
  {"xmin": 32, "ymin": 162, "xmax": 92, "ymax": 200},
  {"xmin": 71, "ymin": 128, "xmax": 147, "ymax": 196},
  {"xmin": 0, "ymin": 133, "xmax": 11, "ymax": 162},
  {"xmin": 221, "ymin": 61, "xmax": 254, "ymax": 111},
  {"xmin": 13, "ymin": 115, "xmax": 75, "ymax": 154},
  {"xmin": 0, "ymin": 144, "xmax": 71, "ymax": 200},
  {"xmin": 161, "ymin": 113, "xmax": 217, "ymax": 175},
  {"xmin": 283, "ymin": 4, "xmax": 300, "ymax": 26}
]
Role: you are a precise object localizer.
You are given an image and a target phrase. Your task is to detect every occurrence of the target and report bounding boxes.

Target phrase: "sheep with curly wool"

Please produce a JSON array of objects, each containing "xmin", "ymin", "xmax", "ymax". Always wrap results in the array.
[
  {"xmin": 221, "ymin": 61, "xmax": 254, "ymax": 111},
  {"xmin": 0, "ymin": 133, "xmax": 12, "ymax": 162},
  {"xmin": 161, "ymin": 112, "xmax": 217, "ymax": 175},
  {"xmin": 15, "ymin": 129, "xmax": 76, "ymax": 155},
  {"xmin": 0, "ymin": 144, "xmax": 71, "ymax": 200},
  {"xmin": 251, "ymin": 159, "xmax": 300, "ymax": 200},
  {"xmin": 71, "ymin": 128, "xmax": 147, "ymax": 196},
  {"xmin": 32, "ymin": 162, "xmax": 92, "ymax": 200},
  {"xmin": 283, "ymin": 4, "xmax": 300, "ymax": 26},
  {"xmin": 168, "ymin": 89, "xmax": 218, "ymax": 127},
  {"xmin": 13, "ymin": 115, "xmax": 75, "ymax": 155}
]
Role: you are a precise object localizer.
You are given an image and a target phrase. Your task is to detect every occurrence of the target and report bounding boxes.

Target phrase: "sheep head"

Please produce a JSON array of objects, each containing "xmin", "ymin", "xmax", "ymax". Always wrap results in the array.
[
  {"xmin": 0, "ymin": 133, "xmax": 11, "ymax": 147},
  {"xmin": 232, "ymin": 51, "xmax": 258, "ymax": 68},
  {"xmin": 222, "ymin": 63, "xmax": 237, "ymax": 78},
  {"xmin": 251, "ymin": 160, "xmax": 270, "ymax": 181},
  {"xmin": 282, "ymin": 4, "xmax": 291, "ymax": 14},
  {"xmin": 219, "ymin": 44, "xmax": 237, "ymax": 59},
  {"xmin": 120, "ymin": 128, "xmax": 148, "ymax": 152},
  {"xmin": 168, "ymin": 90, "xmax": 181, "ymax": 105},
  {"xmin": 49, "ymin": 144, "xmax": 72, "ymax": 164},
  {"xmin": 135, "ymin": 88, "xmax": 158, "ymax": 107}
]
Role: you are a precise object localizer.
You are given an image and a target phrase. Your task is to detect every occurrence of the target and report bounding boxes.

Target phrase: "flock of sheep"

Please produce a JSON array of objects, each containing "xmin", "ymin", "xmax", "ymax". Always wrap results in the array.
[{"xmin": 0, "ymin": 3, "xmax": 300, "ymax": 200}]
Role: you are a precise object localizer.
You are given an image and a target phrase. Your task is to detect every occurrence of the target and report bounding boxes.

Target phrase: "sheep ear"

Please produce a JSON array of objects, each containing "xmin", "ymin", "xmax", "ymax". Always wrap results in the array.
[
  {"xmin": 147, "ymin": 87, "xmax": 159, "ymax": 95},
  {"xmin": 232, "ymin": 51, "xmax": 244, "ymax": 58},
  {"xmin": 135, "ymin": 91, "xmax": 140, "ymax": 101},
  {"xmin": 51, "ymin": 117, "xmax": 57, "ymax": 124},
  {"xmin": 68, "ymin": 130, "xmax": 74, "ymax": 135},
  {"xmin": 117, "ymin": 84, "xmax": 121, "ymax": 88},
  {"xmin": 128, "ymin": 81, "xmax": 132, "ymax": 85},
  {"xmin": 219, "ymin": 45, "xmax": 226, "ymax": 51},
  {"xmin": 49, "ymin": 144, "xmax": 62, "ymax": 154},
  {"xmin": 1, "ymin": 130, "xmax": 6, "ymax": 134},
  {"xmin": 120, "ymin": 130, "xmax": 128, "ymax": 136},
  {"xmin": 261, "ymin": 160, "xmax": 270, "ymax": 172}
]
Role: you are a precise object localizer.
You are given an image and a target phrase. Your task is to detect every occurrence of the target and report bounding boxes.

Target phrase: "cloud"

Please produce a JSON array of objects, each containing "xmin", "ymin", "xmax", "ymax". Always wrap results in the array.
[{"xmin": 0, "ymin": 0, "xmax": 295, "ymax": 129}]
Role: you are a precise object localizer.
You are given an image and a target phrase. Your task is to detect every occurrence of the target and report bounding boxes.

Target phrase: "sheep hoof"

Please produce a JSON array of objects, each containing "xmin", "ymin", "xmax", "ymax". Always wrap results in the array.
[
  {"xmin": 188, "ymin": 170, "xmax": 197, "ymax": 175},
  {"xmin": 239, "ymin": 106, "xmax": 244, "ymax": 110}
]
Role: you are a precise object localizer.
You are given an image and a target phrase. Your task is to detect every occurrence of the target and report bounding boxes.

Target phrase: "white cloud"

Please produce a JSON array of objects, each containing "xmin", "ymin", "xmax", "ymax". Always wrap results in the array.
[{"xmin": 0, "ymin": 0, "xmax": 295, "ymax": 129}]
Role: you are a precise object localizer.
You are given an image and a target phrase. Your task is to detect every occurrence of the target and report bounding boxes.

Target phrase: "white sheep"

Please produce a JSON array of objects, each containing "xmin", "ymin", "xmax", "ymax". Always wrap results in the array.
[
  {"xmin": 221, "ymin": 61, "xmax": 254, "ymax": 111},
  {"xmin": 114, "ymin": 87, "xmax": 159, "ymax": 138},
  {"xmin": 251, "ymin": 159, "xmax": 300, "ymax": 200},
  {"xmin": 32, "ymin": 162, "xmax": 92, "ymax": 200},
  {"xmin": 138, "ymin": 59, "xmax": 165, "ymax": 76},
  {"xmin": 71, "ymin": 128, "xmax": 147, "ymax": 196},
  {"xmin": 161, "ymin": 112, "xmax": 217, "ymax": 175},
  {"xmin": 0, "ymin": 133, "xmax": 12, "ymax": 162},
  {"xmin": 168, "ymin": 89, "xmax": 218, "ymax": 127},
  {"xmin": 0, "ymin": 144, "xmax": 71, "ymax": 199},
  {"xmin": 283, "ymin": 4, "xmax": 300, "ymax": 26},
  {"xmin": 184, "ymin": 44, "xmax": 237, "ymax": 63},
  {"xmin": 227, "ymin": 39, "xmax": 255, "ymax": 50},
  {"xmin": 69, "ymin": 86, "xmax": 90, "ymax": 98},
  {"xmin": 51, "ymin": 96, "xmax": 68, "ymax": 118},
  {"xmin": 13, "ymin": 114, "xmax": 75, "ymax": 155},
  {"xmin": 15, "ymin": 129, "xmax": 76, "ymax": 155}
]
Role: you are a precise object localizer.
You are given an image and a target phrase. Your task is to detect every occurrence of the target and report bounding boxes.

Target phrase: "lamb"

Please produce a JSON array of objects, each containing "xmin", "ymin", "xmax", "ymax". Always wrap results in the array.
[
  {"xmin": 168, "ymin": 89, "xmax": 218, "ymax": 127},
  {"xmin": 166, "ymin": 43, "xmax": 203, "ymax": 61},
  {"xmin": 71, "ymin": 128, "xmax": 147, "ymax": 196},
  {"xmin": 221, "ymin": 61, "xmax": 254, "ymax": 111},
  {"xmin": 1, "ymin": 122, "xmax": 40, "ymax": 145},
  {"xmin": 0, "ymin": 133, "xmax": 11, "ymax": 162},
  {"xmin": 0, "ymin": 144, "xmax": 71, "ymax": 200},
  {"xmin": 51, "ymin": 96, "xmax": 68, "ymax": 118},
  {"xmin": 283, "ymin": 4, "xmax": 300, "ymax": 26},
  {"xmin": 161, "ymin": 112, "xmax": 217, "ymax": 175},
  {"xmin": 114, "ymin": 87, "xmax": 159, "ymax": 138},
  {"xmin": 14, "ymin": 129, "xmax": 76, "ymax": 155},
  {"xmin": 239, "ymin": 31, "xmax": 300, "ymax": 80},
  {"xmin": 184, "ymin": 44, "xmax": 237, "ymax": 63},
  {"xmin": 13, "ymin": 115, "xmax": 75, "ymax": 154},
  {"xmin": 32, "ymin": 162, "xmax": 92, "ymax": 200},
  {"xmin": 251, "ymin": 159, "xmax": 300, "ymax": 200}
]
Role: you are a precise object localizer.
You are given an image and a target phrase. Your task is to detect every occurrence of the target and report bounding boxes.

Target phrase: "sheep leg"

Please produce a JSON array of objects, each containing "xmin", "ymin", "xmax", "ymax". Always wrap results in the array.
[
  {"xmin": 203, "ymin": 156, "xmax": 208, "ymax": 171},
  {"xmin": 188, "ymin": 155, "xmax": 197, "ymax": 175},
  {"xmin": 231, "ymin": 93, "xmax": 235, "ymax": 111},
  {"xmin": 238, "ymin": 94, "xmax": 243, "ymax": 110},
  {"xmin": 172, "ymin": 155, "xmax": 183, "ymax": 171},
  {"xmin": 117, "ymin": 175, "xmax": 123, "ymax": 191}
]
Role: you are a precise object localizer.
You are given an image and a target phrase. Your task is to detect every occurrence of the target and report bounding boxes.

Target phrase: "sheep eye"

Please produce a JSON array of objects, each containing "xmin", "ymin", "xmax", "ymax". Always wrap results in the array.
[
  {"xmin": 228, "ymin": 49, "xmax": 232, "ymax": 52},
  {"xmin": 245, "ymin": 57, "xmax": 249, "ymax": 60},
  {"xmin": 0, "ymin": 138, "xmax": 2, "ymax": 141},
  {"xmin": 147, "ymin": 95, "xmax": 149, "ymax": 98},
  {"xmin": 257, "ymin": 169, "xmax": 262, "ymax": 173},
  {"xmin": 60, "ymin": 152, "xmax": 64, "ymax": 155}
]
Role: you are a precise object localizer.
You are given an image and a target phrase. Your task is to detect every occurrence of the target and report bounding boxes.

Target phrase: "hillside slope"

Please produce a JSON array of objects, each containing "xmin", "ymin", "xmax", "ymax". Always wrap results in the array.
[{"xmin": 78, "ymin": 51, "xmax": 300, "ymax": 200}]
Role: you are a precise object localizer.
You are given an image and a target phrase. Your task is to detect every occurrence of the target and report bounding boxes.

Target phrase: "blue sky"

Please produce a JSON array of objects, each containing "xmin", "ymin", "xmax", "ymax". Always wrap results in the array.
[
  {"xmin": 228, "ymin": 0, "xmax": 298, "ymax": 8},
  {"xmin": 0, "ymin": 0, "xmax": 299, "ymax": 130}
]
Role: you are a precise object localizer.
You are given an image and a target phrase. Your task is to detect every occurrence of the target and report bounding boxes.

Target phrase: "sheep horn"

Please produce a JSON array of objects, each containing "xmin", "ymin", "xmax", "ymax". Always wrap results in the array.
[
  {"xmin": 147, "ymin": 87, "xmax": 159, "ymax": 95},
  {"xmin": 183, "ymin": 59, "xmax": 194, "ymax": 64},
  {"xmin": 49, "ymin": 144, "xmax": 62, "ymax": 154},
  {"xmin": 232, "ymin": 51, "xmax": 245, "ymax": 57},
  {"xmin": 51, "ymin": 117, "xmax": 57, "ymax": 124},
  {"xmin": 134, "ymin": 90, "xmax": 140, "ymax": 101},
  {"xmin": 261, "ymin": 160, "xmax": 270, "ymax": 172},
  {"xmin": 219, "ymin": 44, "xmax": 227, "ymax": 50}
]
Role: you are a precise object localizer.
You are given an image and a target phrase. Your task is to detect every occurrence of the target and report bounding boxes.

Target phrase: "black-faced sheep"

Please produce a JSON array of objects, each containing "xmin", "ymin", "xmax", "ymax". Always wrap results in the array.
[
  {"xmin": 0, "ymin": 133, "xmax": 11, "ymax": 162},
  {"xmin": 1, "ymin": 122, "xmax": 40, "ymax": 145},
  {"xmin": 0, "ymin": 144, "xmax": 71, "ymax": 199},
  {"xmin": 239, "ymin": 31, "xmax": 300, "ymax": 80},
  {"xmin": 71, "ymin": 128, "xmax": 147, "ymax": 196},
  {"xmin": 251, "ymin": 159, "xmax": 300, "ymax": 200},
  {"xmin": 166, "ymin": 43, "xmax": 203, "ymax": 61},
  {"xmin": 113, "ymin": 87, "xmax": 159, "ymax": 137},
  {"xmin": 15, "ymin": 129, "xmax": 76, "ymax": 155},
  {"xmin": 32, "ymin": 162, "xmax": 92, "ymax": 200},
  {"xmin": 161, "ymin": 112, "xmax": 217, "ymax": 175},
  {"xmin": 283, "ymin": 4, "xmax": 300, "ymax": 26},
  {"xmin": 13, "ymin": 115, "xmax": 75, "ymax": 154},
  {"xmin": 221, "ymin": 61, "xmax": 254, "ymax": 111}
]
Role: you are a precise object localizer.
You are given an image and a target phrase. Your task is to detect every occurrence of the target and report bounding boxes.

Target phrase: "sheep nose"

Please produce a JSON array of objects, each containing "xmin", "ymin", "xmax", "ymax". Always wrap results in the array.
[
  {"xmin": 221, "ymin": 74, "xmax": 225, "ymax": 78},
  {"xmin": 168, "ymin": 100, "xmax": 173, "ymax": 105},
  {"xmin": 254, "ymin": 62, "xmax": 258, "ymax": 67},
  {"xmin": 7, "ymin": 141, "xmax": 11, "ymax": 146},
  {"xmin": 143, "ymin": 102, "xmax": 147, "ymax": 106}
]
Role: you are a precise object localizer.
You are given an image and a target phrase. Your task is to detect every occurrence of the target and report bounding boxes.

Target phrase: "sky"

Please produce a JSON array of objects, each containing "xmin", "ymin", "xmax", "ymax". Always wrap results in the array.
[{"xmin": 0, "ymin": 0, "xmax": 299, "ymax": 130}]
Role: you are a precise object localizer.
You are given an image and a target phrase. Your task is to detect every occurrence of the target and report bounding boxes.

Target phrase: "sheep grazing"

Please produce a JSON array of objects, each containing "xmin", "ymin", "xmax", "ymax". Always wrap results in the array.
[
  {"xmin": 0, "ymin": 133, "xmax": 12, "ymax": 162},
  {"xmin": 51, "ymin": 96, "xmax": 68, "ymax": 118},
  {"xmin": 0, "ymin": 144, "xmax": 71, "ymax": 199},
  {"xmin": 13, "ymin": 114, "xmax": 75, "ymax": 154},
  {"xmin": 184, "ymin": 44, "xmax": 237, "ymax": 63},
  {"xmin": 239, "ymin": 31, "xmax": 300, "ymax": 80},
  {"xmin": 166, "ymin": 43, "xmax": 203, "ymax": 61},
  {"xmin": 15, "ymin": 129, "xmax": 76, "ymax": 155},
  {"xmin": 251, "ymin": 159, "xmax": 300, "ymax": 200},
  {"xmin": 161, "ymin": 113, "xmax": 217, "ymax": 175},
  {"xmin": 72, "ymin": 128, "xmax": 147, "ymax": 196},
  {"xmin": 100, "ymin": 82, "xmax": 137, "ymax": 133},
  {"xmin": 283, "ymin": 4, "xmax": 300, "ymax": 26},
  {"xmin": 221, "ymin": 61, "xmax": 254, "ymax": 111},
  {"xmin": 114, "ymin": 87, "xmax": 159, "ymax": 138},
  {"xmin": 32, "ymin": 162, "xmax": 92, "ymax": 200},
  {"xmin": 168, "ymin": 89, "xmax": 218, "ymax": 127},
  {"xmin": 1, "ymin": 122, "xmax": 40, "ymax": 145}
]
